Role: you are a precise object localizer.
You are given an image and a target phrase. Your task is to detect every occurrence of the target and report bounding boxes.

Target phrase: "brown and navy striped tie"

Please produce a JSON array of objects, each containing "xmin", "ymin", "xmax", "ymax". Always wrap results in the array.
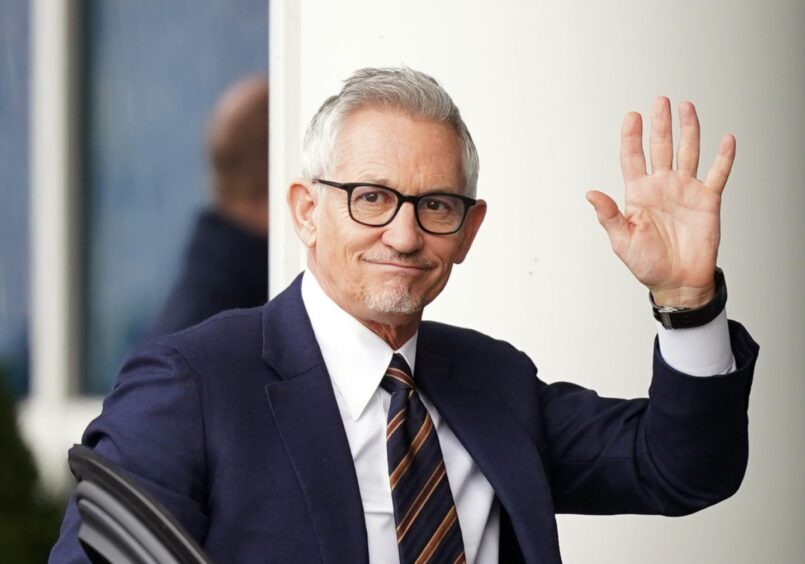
[{"xmin": 382, "ymin": 353, "xmax": 466, "ymax": 564}]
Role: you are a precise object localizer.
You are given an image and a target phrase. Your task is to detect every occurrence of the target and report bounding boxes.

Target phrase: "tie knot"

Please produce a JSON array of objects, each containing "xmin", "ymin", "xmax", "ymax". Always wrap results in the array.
[{"xmin": 381, "ymin": 353, "xmax": 414, "ymax": 394}]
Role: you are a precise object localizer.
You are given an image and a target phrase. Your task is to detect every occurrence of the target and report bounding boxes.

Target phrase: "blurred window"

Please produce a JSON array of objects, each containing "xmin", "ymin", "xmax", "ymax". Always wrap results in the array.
[
  {"xmin": 81, "ymin": 0, "xmax": 268, "ymax": 393},
  {"xmin": 0, "ymin": 0, "xmax": 31, "ymax": 397}
]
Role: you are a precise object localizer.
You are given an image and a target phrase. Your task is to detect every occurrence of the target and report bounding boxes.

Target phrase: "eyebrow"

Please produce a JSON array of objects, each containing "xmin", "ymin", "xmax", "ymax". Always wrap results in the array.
[
  {"xmin": 353, "ymin": 174, "xmax": 394, "ymax": 187},
  {"xmin": 352, "ymin": 176, "xmax": 462, "ymax": 195}
]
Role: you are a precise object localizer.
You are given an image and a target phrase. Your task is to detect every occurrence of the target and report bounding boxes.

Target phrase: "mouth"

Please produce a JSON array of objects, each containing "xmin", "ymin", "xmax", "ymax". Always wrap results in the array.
[
  {"xmin": 363, "ymin": 255, "xmax": 435, "ymax": 272},
  {"xmin": 366, "ymin": 260, "xmax": 430, "ymax": 272}
]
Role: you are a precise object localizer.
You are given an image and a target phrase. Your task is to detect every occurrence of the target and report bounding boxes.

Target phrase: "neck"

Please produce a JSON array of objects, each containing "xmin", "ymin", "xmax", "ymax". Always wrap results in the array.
[{"xmin": 359, "ymin": 316, "xmax": 420, "ymax": 350}]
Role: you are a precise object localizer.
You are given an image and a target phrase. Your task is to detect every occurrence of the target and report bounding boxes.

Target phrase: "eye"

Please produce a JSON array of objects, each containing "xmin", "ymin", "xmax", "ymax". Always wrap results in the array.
[
  {"xmin": 420, "ymin": 195, "xmax": 459, "ymax": 215},
  {"xmin": 352, "ymin": 186, "xmax": 395, "ymax": 206}
]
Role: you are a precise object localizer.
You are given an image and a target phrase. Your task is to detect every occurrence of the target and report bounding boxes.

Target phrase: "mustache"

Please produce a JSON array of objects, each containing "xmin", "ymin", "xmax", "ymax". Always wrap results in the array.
[{"xmin": 363, "ymin": 252, "xmax": 436, "ymax": 269}]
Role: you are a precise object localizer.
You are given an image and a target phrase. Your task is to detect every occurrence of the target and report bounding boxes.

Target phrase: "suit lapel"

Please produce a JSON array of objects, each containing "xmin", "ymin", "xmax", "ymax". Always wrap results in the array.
[
  {"xmin": 416, "ymin": 347, "xmax": 562, "ymax": 564},
  {"xmin": 262, "ymin": 276, "xmax": 369, "ymax": 564}
]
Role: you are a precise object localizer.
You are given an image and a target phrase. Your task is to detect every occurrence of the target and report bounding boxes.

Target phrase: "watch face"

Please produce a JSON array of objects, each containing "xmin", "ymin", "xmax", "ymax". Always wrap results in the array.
[{"xmin": 658, "ymin": 306, "xmax": 689, "ymax": 313}]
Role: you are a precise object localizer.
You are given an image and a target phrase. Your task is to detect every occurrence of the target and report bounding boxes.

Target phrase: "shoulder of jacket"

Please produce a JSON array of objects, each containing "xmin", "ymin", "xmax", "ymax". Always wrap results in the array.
[
  {"xmin": 419, "ymin": 320, "xmax": 530, "ymax": 363},
  {"xmin": 143, "ymin": 306, "xmax": 266, "ymax": 374}
]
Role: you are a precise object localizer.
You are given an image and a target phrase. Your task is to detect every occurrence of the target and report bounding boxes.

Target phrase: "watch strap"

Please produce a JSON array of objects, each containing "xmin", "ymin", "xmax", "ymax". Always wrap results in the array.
[{"xmin": 651, "ymin": 268, "xmax": 727, "ymax": 330}]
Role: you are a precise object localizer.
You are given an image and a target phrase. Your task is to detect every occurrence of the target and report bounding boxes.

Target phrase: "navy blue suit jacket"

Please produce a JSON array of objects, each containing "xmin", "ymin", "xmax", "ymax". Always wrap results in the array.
[{"xmin": 51, "ymin": 276, "xmax": 758, "ymax": 563}]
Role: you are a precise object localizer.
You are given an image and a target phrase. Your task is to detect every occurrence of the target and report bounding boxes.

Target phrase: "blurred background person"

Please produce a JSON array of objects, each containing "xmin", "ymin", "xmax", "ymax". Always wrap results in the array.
[{"xmin": 145, "ymin": 77, "xmax": 270, "ymax": 340}]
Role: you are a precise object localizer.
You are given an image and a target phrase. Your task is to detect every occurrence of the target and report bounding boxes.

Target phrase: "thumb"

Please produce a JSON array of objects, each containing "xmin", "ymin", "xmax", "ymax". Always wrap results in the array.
[
  {"xmin": 585, "ymin": 190, "xmax": 628, "ymax": 241},
  {"xmin": 585, "ymin": 190, "xmax": 626, "ymax": 230}
]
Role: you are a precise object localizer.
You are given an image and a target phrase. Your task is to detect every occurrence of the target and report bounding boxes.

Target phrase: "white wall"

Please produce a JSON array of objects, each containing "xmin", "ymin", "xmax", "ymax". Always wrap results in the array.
[{"xmin": 270, "ymin": 0, "xmax": 804, "ymax": 562}]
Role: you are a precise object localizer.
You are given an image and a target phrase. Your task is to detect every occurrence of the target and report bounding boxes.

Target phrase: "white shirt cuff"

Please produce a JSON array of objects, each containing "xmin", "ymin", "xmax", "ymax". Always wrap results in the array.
[{"xmin": 656, "ymin": 309, "xmax": 736, "ymax": 376}]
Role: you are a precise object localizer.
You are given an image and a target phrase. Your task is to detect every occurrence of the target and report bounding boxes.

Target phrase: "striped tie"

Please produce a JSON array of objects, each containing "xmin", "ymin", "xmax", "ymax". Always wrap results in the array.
[{"xmin": 382, "ymin": 353, "xmax": 466, "ymax": 564}]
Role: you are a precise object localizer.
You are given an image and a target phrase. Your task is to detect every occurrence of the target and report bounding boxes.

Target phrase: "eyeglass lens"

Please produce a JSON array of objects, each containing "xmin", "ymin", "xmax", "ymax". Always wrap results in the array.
[{"xmin": 349, "ymin": 185, "xmax": 466, "ymax": 233}]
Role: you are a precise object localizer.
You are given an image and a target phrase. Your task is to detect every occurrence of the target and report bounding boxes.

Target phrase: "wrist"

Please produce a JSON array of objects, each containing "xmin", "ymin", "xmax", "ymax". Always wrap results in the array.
[{"xmin": 650, "ymin": 284, "xmax": 715, "ymax": 309}]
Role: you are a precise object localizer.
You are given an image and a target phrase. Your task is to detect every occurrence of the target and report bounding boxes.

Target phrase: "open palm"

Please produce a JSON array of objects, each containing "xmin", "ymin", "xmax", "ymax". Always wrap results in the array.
[{"xmin": 587, "ymin": 98, "xmax": 736, "ymax": 307}]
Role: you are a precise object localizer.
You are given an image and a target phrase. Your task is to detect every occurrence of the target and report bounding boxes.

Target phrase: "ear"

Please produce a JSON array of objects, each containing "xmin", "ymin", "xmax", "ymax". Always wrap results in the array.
[
  {"xmin": 287, "ymin": 178, "xmax": 319, "ymax": 248},
  {"xmin": 454, "ymin": 199, "xmax": 486, "ymax": 264}
]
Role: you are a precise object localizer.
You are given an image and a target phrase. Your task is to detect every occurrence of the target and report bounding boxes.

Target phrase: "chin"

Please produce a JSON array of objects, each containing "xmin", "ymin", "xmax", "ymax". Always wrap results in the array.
[{"xmin": 359, "ymin": 282, "xmax": 425, "ymax": 315}]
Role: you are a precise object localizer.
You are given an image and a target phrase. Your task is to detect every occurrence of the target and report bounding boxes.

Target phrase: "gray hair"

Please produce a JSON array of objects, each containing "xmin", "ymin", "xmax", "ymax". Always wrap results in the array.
[{"xmin": 301, "ymin": 67, "xmax": 479, "ymax": 197}]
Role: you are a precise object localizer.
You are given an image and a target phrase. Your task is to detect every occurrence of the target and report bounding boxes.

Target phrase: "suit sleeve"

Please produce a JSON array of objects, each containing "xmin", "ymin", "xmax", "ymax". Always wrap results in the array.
[
  {"xmin": 49, "ymin": 342, "xmax": 210, "ymax": 562},
  {"xmin": 539, "ymin": 320, "xmax": 758, "ymax": 516}
]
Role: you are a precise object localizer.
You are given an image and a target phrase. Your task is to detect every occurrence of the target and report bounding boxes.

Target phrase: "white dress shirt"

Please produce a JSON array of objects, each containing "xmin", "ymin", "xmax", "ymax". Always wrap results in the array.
[{"xmin": 300, "ymin": 271, "xmax": 735, "ymax": 563}]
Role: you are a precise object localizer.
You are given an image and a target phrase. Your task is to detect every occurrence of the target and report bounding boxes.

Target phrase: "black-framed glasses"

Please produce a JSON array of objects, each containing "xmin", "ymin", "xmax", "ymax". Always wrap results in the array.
[{"xmin": 313, "ymin": 179, "xmax": 477, "ymax": 235}]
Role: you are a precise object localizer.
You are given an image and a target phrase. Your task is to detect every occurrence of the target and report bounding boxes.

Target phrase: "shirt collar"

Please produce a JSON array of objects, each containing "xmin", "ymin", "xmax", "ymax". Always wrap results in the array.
[{"xmin": 301, "ymin": 271, "xmax": 418, "ymax": 422}]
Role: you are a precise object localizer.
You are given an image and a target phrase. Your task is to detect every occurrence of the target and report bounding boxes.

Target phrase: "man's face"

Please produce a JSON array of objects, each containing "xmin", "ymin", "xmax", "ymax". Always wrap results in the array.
[{"xmin": 306, "ymin": 108, "xmax": 485, "ymax": 327}]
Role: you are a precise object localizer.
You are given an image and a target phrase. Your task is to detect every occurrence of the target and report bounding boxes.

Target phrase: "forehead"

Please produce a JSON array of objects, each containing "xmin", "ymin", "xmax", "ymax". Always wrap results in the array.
[{"xmin": 331, "ymin": 108, "xmax": 464, "ymax": 192}]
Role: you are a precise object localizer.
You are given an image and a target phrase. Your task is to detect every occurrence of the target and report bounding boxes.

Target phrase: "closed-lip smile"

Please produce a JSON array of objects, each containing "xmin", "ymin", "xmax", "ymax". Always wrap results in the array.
[{"xmin": 365, "ymin": 259, "xmax": 431, "ymax": 271}]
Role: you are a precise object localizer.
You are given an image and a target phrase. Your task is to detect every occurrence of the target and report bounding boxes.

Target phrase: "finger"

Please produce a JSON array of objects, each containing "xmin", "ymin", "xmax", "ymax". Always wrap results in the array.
[
  {"xmin": 704, "ymin": 134, "xmax": 736, "ymax": 194},
  {"xmin": 650, "ymin": 96, "xmax": 673, "ymax": 173},
  {"xmin": 586, "ymin": 190, "xmax": 629, "ymax": 251},
  {"xmin": 676, "ymin": 101, "xmax": 700, "ymax": 177},
  {"xmin": 620, "ymin": 112, "xmax": 647, "ymax": 184}
]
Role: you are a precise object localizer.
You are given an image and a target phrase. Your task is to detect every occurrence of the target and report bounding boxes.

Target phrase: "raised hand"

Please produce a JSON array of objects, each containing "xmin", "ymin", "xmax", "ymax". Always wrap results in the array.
[{"xmin": 586, "ymin": 97, "xmax": 736, "ymax": 308}]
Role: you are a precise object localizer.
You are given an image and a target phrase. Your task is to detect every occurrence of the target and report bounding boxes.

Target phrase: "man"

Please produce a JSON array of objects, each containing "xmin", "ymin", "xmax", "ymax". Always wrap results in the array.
[
  {"xmin": 51, "ymin": 67, "xmax": 758, "ymax": 563},
  {"xmin": 145, "ymin": 77, "xmax": 269, "ymax": 340}
]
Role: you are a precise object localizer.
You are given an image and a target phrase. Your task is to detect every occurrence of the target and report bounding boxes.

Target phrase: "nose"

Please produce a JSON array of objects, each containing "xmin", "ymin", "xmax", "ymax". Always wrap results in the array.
[{"xmin": 381, "ymin": 202, "xmax": 424, "ymax": 254}]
